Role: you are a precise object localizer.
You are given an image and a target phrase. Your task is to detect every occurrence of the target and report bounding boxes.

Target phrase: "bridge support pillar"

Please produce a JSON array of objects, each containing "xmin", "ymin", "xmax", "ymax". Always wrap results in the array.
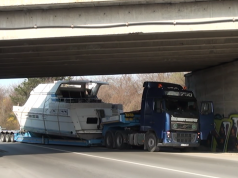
[{"xmin": 185, "ymin": 60, "xmax": 238, "ymax": 117}]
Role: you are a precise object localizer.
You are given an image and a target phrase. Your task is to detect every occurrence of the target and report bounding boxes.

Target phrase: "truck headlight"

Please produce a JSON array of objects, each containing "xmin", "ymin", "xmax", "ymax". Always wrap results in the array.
[{"xmin": 172, "ymin": 123, "xmax": 178, "ymax": 129}]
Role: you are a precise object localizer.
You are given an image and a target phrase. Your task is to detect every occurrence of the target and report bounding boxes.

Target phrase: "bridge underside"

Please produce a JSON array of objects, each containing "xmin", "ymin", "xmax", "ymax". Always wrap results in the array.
[{"xmin": 1, "ymin": 30, "xmax": 238, "ymax": 78}]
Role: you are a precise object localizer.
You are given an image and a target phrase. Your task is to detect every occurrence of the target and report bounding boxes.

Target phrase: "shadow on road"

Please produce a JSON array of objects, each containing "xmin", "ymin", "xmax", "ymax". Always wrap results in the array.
[
  {"xmin": 1, "ymin": 142, "xmax": 235, "ymax": 158},
  {"xmin": 0, "ymin": 142, "xmax": 147, "ymax": 157}
]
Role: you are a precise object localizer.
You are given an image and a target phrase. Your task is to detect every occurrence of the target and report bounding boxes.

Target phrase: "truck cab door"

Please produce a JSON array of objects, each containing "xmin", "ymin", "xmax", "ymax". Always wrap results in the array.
[
  {"xmin": 151, "ymin": 99, "xmax": 165, "ymax": 139},
  {"xmin": 199, "ymin": 101, "xmax": 214, "ymax": 140},
  {"xmin": 143, "ymin": 99, "xmax": 154, "ymax": 128},
  {"xmin": 143, "ymin": 98, "xmax": 165, "ymax": 138}
]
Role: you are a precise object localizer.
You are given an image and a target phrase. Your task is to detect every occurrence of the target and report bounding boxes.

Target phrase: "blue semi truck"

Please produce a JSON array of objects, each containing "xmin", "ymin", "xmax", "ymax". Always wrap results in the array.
[
  {"xmin": 0, "ymin": 81, "xmax": 214, "ymax": 152},
  {"xmin": 101, "ymin": 82, "xmax": 214, "ymax": 151}
]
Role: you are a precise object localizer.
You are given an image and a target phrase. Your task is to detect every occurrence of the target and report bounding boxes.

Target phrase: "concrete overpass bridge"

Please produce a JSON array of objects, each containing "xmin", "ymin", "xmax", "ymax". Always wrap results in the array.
[{"xmin": 0, "ymin": 0, "xmax": 238, "ymax": 115}]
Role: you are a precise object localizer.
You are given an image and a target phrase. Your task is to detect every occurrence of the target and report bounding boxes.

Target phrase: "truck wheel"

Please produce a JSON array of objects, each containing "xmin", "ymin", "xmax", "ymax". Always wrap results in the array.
[
  {"xmin": 115, "ymin": 132, "xmax": 126, "ymax": 149},
  {"xmin": 10, "ymin": 134, "xmax": 15, "ymax": 142},
  {"xmin": 105, "ymin": 131, "xmax": 114, "ymax": 149},
  {"xmin": 5, "ymin": 134, "xmax": 11, "ymax": 142},
  {"xmin": 146, "ymin": 133, "xmax": 158, "ymax": 152},
  {"xmin": 0, "ymin": 133, "xmax": 6, "ymax": 142}
]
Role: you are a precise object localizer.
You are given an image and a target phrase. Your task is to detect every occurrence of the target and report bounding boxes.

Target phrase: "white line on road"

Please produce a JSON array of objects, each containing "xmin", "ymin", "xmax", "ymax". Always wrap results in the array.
[{"xmin": 28, "ymin": 144, "xmax": 220, "ymax": 178}]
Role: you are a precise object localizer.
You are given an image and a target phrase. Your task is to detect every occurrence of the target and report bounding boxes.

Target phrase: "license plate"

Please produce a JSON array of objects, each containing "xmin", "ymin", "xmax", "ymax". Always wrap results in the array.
[{"xmin": 181, "ymin": 144, "xmax": 189, "ymax": 146}]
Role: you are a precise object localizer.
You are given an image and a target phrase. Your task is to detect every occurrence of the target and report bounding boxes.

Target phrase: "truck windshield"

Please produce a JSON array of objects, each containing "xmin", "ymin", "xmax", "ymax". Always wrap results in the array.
[{"xmin": 165, "ymin": 98, "xmax": 198, "ymax": 117}]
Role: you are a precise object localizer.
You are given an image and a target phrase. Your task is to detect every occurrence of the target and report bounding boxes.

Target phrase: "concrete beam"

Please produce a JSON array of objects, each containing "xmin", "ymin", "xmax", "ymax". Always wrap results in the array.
[
  {"xmin": 0, "ymin": 1, "xmax": 238, "ymax": 40},
  {"xmin": 0, "ymin": 1, "xmax": 238, "ymax": 78},
  {"xmin": 1, "ymin": 43, "xmax": 238, "ymax": 58},
  {"xmin": 0, "ymin": 0, "xmax": 223, "ymax": 11},
  {"xmin": 0, "ymin": 29, "xmax": 237, "ymax": 78}
]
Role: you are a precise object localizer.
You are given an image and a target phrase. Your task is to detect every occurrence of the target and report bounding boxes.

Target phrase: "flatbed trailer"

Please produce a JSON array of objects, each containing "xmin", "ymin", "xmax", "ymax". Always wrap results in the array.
[
  {"xmin": 0, "ymin": 130, "xmax": 102, "ymax": 146},
  {"xmin": 0, "ymin": 113, "xmax": 139, "ymax": 147},
  {"xmin": 0, "ymin": 125, "xmax": 102, "ymax": 146}
]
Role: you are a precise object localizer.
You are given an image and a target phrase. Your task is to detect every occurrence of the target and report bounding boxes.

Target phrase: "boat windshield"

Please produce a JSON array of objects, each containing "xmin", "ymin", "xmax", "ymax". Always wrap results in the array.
[{"xmin": 56, "ymin": 82, "xmax": 101, "ymax": 103}]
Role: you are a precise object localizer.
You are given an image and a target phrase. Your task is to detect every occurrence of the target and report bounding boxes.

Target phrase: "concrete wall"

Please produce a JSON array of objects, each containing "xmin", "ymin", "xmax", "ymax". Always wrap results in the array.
[{"xmin": 185, "ymin": 61, "xmax": 238, "ymax": 117}]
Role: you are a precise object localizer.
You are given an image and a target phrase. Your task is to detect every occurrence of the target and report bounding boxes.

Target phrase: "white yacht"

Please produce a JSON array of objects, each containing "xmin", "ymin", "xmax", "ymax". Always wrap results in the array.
[{"xmin": 13, "ymin": 80, "xmax": 123, "ymax": 140}]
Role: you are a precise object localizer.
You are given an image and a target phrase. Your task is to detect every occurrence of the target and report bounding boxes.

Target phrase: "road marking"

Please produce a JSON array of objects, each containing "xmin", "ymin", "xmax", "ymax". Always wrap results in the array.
[{"xmin": 28, "ymin": 144, "xmax": 220, "ymax": 178}]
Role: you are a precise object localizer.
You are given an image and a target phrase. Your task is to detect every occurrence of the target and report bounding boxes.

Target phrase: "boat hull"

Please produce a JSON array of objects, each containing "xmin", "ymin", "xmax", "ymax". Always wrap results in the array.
[{"xmin": 13, "ymin": 102, "xmax": 121, "ymax": 140}]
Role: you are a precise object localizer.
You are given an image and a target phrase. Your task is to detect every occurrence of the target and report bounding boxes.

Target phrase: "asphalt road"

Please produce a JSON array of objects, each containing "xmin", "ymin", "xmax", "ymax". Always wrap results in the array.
[{"xmin": 0, "ymin": 142, "xmax": 237, "ymax": 178}]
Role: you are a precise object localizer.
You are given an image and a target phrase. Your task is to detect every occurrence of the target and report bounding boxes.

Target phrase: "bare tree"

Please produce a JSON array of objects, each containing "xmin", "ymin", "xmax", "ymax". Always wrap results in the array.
[
  {"xmin": 96, "ymin": 73, "xmax": 185, "ymax": 112},
  {"xmin": 0, "ymin": 85, "xmax": 19, "ymax": 129}
]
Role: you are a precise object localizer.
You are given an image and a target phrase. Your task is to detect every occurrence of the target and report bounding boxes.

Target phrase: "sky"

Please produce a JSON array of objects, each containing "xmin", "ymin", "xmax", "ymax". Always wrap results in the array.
[
  {"xmin": 0, "ymin": 76, "xmax": 98, "ymax": 87},
  {"xmin": 0, "ymin": 76, "xmax": 99, "ymax": 87},
  {"xmin": 0, "ymin": 73, "xmax": 180, "ymax": 87},
  {"xmin": 0, "ymin": 75, "xmax": 123, "ymax": 87},
  {"xmin": 0, "ymin": 78, "xmax": 25, "ymax": 87}
]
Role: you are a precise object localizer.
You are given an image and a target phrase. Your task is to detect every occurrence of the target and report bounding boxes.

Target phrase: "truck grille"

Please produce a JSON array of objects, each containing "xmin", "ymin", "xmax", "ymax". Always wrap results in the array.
[
  {"xmin": 171, "ymin": 122, "xmax": 198, "ymax": 131},
  {"xmin": 172, "ymin": 133, "xmax": 197, "ymax": 143},
  {"xmin": 177, "ymin": 123, "xmax": 192, "ymax": 130}
]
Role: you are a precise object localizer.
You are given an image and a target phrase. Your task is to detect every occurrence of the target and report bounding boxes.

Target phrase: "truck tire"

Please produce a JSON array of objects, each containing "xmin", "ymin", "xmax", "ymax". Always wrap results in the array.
[
  {"xmin": 115, "ymin": 132, "xmax": 126, "ymax": 149},
  {"xmin": 0, "ymin": 133, "xmax": 6, "ymax": 142},
  {"xmin": 10, "ymin": 134, "xmax": 15, "ymax": 142},
  {"xmin": 105, "ymin": 131, "xmax": 114, "ymax": 149},
  {"xmin": 145, "ymin": 133, "xmax": 158, "ymax": 152},
  {"xmin": 5, "ymin": 134, "xmax": 11, "ymax": 142}
]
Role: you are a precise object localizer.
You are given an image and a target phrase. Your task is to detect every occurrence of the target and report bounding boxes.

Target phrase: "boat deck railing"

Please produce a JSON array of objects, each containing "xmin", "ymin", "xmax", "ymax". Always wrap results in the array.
[{"xmin": 51, "ymin": 97, "xmax": 102, "ymax": 103}]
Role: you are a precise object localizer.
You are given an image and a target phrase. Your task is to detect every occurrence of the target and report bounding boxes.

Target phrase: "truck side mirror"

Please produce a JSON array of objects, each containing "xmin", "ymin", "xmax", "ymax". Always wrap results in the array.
[{"xmin": 200, "ymin": 101, "xmax": 213, "ymax": 115}]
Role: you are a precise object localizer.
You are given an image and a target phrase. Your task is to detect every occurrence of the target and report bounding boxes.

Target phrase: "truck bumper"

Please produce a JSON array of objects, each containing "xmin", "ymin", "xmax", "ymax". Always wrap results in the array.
[
  {"xmin": 158, "ymin": 132, "xmax": 200, "ymax": 148},
  {"xmin": 157, "ymin": 142, "xmax": 199, "ymax": 147}
]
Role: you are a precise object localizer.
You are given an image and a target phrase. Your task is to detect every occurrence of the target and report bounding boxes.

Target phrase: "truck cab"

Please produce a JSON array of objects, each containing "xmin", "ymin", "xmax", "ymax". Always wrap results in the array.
[{"xmin": 140, "ymin": 82, "xmax": 200, "ymax": 151}]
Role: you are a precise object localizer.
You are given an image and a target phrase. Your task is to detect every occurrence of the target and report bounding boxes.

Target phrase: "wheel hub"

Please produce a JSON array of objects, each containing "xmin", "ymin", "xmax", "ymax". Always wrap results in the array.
[{"xmin": 148, "ymin": 138, "xmax": 155, "ymax": 147}]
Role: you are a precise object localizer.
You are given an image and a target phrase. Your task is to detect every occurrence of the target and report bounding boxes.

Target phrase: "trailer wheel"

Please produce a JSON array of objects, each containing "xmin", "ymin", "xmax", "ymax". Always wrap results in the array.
[
  {"xmin": 115, "ymin": 132, "xmax": 126, "ymax": 149},
  {"xmin": 10, "ymin": 134, "xmax": 15, "ymax": 142},
  {"xmin": 5, "ymin": 134, "xmax": 11, "ymax": 142},
  {"xmin": 0, "ymin": 133, "xmax": 6, "ymax": 142},
  {"xmin": 105, "ymin": 131, "xmax": 114, "ymax": 149},
  {"xmin": 145, "ymin": 133, "xmax": 158, "ymax": 152}
]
